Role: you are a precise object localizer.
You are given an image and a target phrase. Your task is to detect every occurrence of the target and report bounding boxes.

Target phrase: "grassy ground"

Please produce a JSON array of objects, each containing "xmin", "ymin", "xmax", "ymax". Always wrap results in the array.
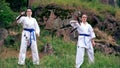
[
  {"xmin": 0, "ymin": 33, "xmax": 120, "ymax": 68},
  {"xmin": 0, "ymin": 46, "xmax": 120, "ymax": 68}
]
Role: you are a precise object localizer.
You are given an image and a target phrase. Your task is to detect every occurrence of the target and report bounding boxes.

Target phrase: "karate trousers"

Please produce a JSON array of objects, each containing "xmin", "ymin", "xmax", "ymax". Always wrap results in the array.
[
  {"xmin": 18, "ymin": 30, "xmax": 39, "ymax": 65},
  {"xmin": 75, "ymin": 46, "xmax": 94, "ymax": 68}
]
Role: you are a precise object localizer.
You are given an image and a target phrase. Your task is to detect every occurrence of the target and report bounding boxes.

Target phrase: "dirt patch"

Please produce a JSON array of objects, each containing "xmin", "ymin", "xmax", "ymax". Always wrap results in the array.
[
  {"xmin": 0, "ymin": 48, "xmax": 44, "ymax": 59},
  {"xmin": 0, "ymin": 48, "xmax": 19, "ymax": 59}
]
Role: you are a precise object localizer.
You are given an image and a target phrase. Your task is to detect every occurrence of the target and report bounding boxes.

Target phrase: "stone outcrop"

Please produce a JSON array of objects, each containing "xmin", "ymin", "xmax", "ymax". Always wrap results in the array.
[
  {"xmin": 34, "ymin": 4, "xmax": 120, "ymax": 41},
  {"xmin": 0, "ymin": 28, "xmax": 8, "ymax": 46},
  {"xmin": 100, "ymin": 0, "xmax": 117, "ymax": 7},
  {"xmin": 94, "ymin": 28, "xmax": 120, "ymax": 55},
  {"xmin": 41, "ymin": 43, "xmax": 54, "ymax": 55}
]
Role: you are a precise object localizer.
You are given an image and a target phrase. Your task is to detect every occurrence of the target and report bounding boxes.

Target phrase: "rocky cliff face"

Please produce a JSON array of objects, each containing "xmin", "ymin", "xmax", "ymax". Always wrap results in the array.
[
  {"xmin": 33, "ymin": 4, "xmax": 120, "ymax": 40},
  {"xmin": 32, "ymin": 4, "xmax": 120, "ymax": 55}
]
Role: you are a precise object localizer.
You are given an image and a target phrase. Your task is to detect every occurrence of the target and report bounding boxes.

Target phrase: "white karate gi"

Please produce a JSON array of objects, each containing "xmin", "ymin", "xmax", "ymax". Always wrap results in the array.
[
  {"xmin": 70, "ymin": 20, "xmax": 95, "ymax": 68},
  {"xmin": 17, "ymin": 16, "xmax": 40, "ymax": 65}
]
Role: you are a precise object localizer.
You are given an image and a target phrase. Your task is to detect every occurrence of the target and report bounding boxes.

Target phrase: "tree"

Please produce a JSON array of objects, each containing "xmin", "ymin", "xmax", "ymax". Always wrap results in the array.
[
  {"xmin": 0, "ymin": 0, "xmax": 16, "ymax": 28},
  {"xmin": 5, "ymin": 0, "xmax": 27, "ymax": 12},
  {"xmin": 117, "ymin": 0, "xmax": 120, "ymax": 7}
]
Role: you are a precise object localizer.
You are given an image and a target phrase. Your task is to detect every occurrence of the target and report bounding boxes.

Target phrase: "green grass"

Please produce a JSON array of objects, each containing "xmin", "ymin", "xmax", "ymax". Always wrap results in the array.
[
  {"xmin": 117, "ymin": 40, "xmax": 120, "ymax": 45},
  {"xmin": 0, "ymin": 50, "xmax": 120, "ymax": 68},
  {"xmin": 32, "ymin": 0, "xmax": 117, "ymax": 13},
  {"xmin": 0, "ymin": 29, "xmax": 120, "ymax": 68}
]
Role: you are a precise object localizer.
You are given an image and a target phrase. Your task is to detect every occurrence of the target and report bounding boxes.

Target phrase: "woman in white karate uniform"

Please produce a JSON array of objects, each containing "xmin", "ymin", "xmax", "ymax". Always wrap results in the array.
[
  {"xmin": 16, "ymin": 8, "xmax": 40, "ymax": 65},
  {"xmin": 70, "ymin": 14, "xmax": 95, "ymax": 68}
]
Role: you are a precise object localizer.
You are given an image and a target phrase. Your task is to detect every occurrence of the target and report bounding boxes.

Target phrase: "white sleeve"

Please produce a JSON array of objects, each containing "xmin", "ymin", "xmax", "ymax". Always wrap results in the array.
[
  {"xmin": 89, "ymin": 25, "xmax": 96, "ymax": 39},
  {"xmin": 70, "ymin": 20, "xmax": 79, "ymax": 28},
  {"xmin": 34, "ymin": 19, "xmax": 40, "ymax": 36},
  {"xmin": 16, "ymin": 15, "xmax": 24, "ymax": 23}
]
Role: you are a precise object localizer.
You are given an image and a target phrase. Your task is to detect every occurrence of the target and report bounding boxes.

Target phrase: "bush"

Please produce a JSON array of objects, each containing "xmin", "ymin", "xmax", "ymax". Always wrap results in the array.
[
  {"xmin": 0, "ymin": 0, "xmax": 17, "ymax": 28},
  {"xmin": 5, "ymin": 0, "xmax": 27, "ymax": 12},
  {"xmin": 117, "ymin": 0, "xmax": 120, "ymax": 8}
]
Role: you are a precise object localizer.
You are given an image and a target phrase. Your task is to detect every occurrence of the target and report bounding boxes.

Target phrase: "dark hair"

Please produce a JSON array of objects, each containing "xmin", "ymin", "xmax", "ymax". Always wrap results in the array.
[
  {"xmin": 27, "ymin": 7, "xmax": 32, "ymax": 10},
  {"xmin": 24, "ymin": 7, "xmax": 32, "ymax": 16},
  {"xmin": 82, "ymin": 14, "xmax": 87, "ymax": 17}
]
